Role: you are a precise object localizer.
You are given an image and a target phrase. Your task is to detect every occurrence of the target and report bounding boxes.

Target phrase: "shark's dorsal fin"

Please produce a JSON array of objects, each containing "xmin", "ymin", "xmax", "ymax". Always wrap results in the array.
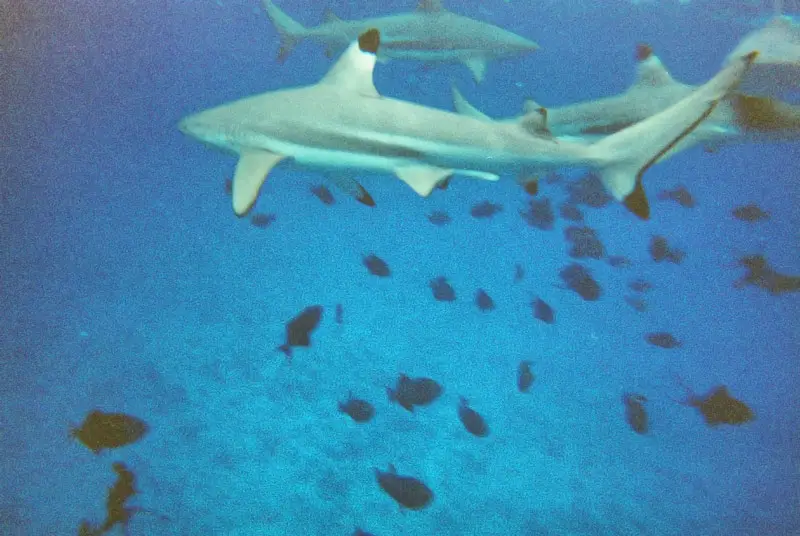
[
  {"xmin": 322, "ymin": 8, "xmax": 341, "ymax": 24},
  {"xmin": 232, "ymin": 150, "xmax": 285, "ymax": 216},
  {"xmin": 319, "ymin": 29, "xmax": 381, "ymax": 98},
  {"xmin": 417, "ymin": 0, "xmax": 445, "ymax": 13},
  {"xmin": 518, "ymin": 108, "xmax": 553, "ymax": 138},
  {"xmin": 522, "ymin": 99, "xmax": 544, "ymax": 115},
  {"xmin": 632, "ymin": 43, "xmax": 676, "ymax": 88},
  {"xmin": 395, "ymin": 165, "xmax": 453, "ymax": 196}
]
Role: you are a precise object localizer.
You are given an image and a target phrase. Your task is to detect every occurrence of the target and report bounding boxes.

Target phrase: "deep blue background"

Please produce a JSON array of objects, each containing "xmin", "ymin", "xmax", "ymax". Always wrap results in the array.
[{"xmin": 1, "ymin": 1, "xmax": 799, "ymax": 534}]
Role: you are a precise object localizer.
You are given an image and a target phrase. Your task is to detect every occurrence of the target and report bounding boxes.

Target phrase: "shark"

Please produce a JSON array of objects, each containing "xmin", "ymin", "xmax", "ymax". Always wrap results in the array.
[
  {"xmin": 261, "ymin": 0, "xmax": 539, "ymax": 83},
  {"xmin": 451, "ymin": 43, "xmax": 800, "ymax": 159},
  {"xmin": 724, "ymin": 15, "xmax": 800, "ymax": 99},
  {"xmin": 178, "ymin": 28, "xmax": 757, "ymax": 221}
]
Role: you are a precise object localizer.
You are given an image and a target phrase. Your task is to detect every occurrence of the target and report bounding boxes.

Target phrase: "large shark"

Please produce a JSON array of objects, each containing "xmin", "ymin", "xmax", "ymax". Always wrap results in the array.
[
  {"xmin": 724, "ymin": 15, "xmax": 799, "ymax": 99},
  {"xmin": 452, "ymin": 43, "xmax": 800, "ymax": 157},
  {"xmin": 178, "ymin": 29, "xmax": 757, "ymax": 221},
  {"xmin": 261, "ymin": 0, "xmax": 539, "ymax": 83}
]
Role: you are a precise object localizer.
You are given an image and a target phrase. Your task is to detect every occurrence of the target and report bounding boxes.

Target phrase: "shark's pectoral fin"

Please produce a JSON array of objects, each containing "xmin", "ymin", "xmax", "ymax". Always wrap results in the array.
[
  {"xmin": 464, "ymin": 58, "xmax": 488, "ymax": 83},
  {"xmin": 331, "ymin": 175, "xmax": 376, "ymax": 206},
  {"xmin": 395, "ymin": 166, "xmax": 453, "ymax": 196},
  {"xmin": 232, "ymin": 150, "xmax": 285, "ymax": 216}
]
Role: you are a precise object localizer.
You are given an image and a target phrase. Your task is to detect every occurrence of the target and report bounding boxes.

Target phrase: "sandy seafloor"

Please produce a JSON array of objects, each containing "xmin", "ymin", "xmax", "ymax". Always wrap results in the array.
[{"xmin": 1, "ymin": 1, "xmax": 799, "ymax": 534}]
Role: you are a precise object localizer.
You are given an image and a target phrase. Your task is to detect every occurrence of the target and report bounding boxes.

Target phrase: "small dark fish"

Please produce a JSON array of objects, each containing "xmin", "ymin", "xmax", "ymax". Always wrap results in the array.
[
  {"xmin": 335, "ymin": 303, "xmax": 344, "ymax": 324},
  {"xmin": 520, "ymin": 197, "xmax": 555, "ymax": 230},
  {"xmin": 387, "ymin": 374, "xmax": 443, "ymax": 412},
  {"xmin": 679, "ymin": 384, "xmax": 755, "ymax": 427},
  {"xmin": 734, "ymin": 254, "xmax": 800, "ymax": 295},
  {"xmin": 732, "ymin": 203, "xmax": 769, "ymax": 222},
  {"xmin": 559, "ymin": 203, "xmax": 584, "ymax": 222},
  {"xmin": 363, "ymin": 254, "xmax": 391, "ymax": 277},
  {"xmin": 628, "ymin": 279, "xmax": 653, "ymax": 293},
  {"xmin": 522, "ymin": 178, "xmax": 539, "ymax": 196},
  {"xmin": 532, "ymin": 297, "xmax": 554, "ymax": 324},
  {"xmin": 608, "ymin": 255, "xmax": 632, "ymax": 268},
  {"xmin": 475, "ymin": 289, "xmax": 495, "ymax": 311},
  {"xmin": 338, "ymin": 391, "xmax": 375, "ymax": 423},
  {"xmin": 622, "ymin": 393, "xmax": 649, "ymax": 434},
  {"xmin": 470, "ymin": 200, "xmax": 503, "ymax": 219},
  {"xmin": 559, "ymin": 263, "xmax": 602, "ymax": 301},
  {"xmin": 624, "ymin": 295, "xmax": 647, "ymax": 312},
  {"xmin": 375, "ymin": 465, "xmax": 433, "ymax": 510},
  {"xmin": 567, "ymin": 173, "xmax": 613, "ymax": 208},
  {"xmin": 224, "ymin": 177, "xmax": 233, "ymax": 195},
  {"xmin": 427, "ymin": 210, "xmax": 451, "ymax": 226},
  {"xmin": 657, "ymin": 185, "xmax": 695, "ymax": 208},
  {"xmin": 71, "ymin": 410, "xmax": 149, "ymax": 454},
  {"xmin": 649, "ymin": 236, "xmax": 685, "ymax": 264},
  {"xmin": 278, "ymin": 305, "xmax": 323, "ymax": 359},
  {"xmin": 429, "ymin": 276, "xmax": 456, "ymax": 302},
  {"xmin": 517, "ymin": 361, "xmax": 535, "ymax": 392},
  {"xmin": 565, "ymin": 225, "xmax": 605, "ymax": 259},
  {"xmin": 458, "ymin": 397, "xmax": 489, "ymax": 437},
  {"xmin": 514, "ymin": 263, "xmax": 525, "ymax": 283},
  {"xmin": 250, "ymin": 212, "xmax": 276, "ymax": 228},
  {"xmin": 311, "ymin": 184, "xmax": 336, "ymax": 205},
  {"xmin": 353, "ymin": 529, "xmax": 376, "ymax": 536},
  {"xmin": 645, "ymin": 332, "xmax": 681, "ymax": 349}
]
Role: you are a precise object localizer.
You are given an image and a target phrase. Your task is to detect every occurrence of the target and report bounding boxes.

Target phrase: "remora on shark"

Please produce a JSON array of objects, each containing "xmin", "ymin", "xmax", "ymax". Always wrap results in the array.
[
  {"xmin": 452, "ymin": 43, "xmax": 800, "ymax": 160},
  {"xmin": 178, "ymin": 29, "xmax": 757, "ymax": 221},
  {"xmin": 262, "ymin": 0, "xmax": 539, "ymax": 83}
]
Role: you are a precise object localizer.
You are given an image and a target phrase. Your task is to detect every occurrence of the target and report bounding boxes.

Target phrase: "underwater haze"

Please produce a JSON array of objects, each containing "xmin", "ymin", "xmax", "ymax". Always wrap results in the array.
[{"xmin": 2, "ymin": 0, "xmax": 799, "ymax": 534}]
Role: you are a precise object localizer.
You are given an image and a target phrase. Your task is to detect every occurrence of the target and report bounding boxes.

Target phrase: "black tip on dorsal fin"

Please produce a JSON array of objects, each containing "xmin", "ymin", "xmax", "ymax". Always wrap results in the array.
[
  {"xmin": 358, "ymin": 29, "xmax": 380, "ymax": 54},
  {"xmin": 636, "ymin": 43, "xmax": 653, "ymax": 62},
  {"xmin": 623, "ymin": 176, "xmax": 650, "ymax": 220}
]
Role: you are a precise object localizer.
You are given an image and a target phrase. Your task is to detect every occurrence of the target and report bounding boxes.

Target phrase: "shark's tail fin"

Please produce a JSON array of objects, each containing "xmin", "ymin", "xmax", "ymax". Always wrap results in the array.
[
  {"xmin": 589, "ymin": 50, "xmax": 759, "ymax": 220},
  {"xmin": 262, "ymin": 0, "xmax": 307, "ymax": 63}
]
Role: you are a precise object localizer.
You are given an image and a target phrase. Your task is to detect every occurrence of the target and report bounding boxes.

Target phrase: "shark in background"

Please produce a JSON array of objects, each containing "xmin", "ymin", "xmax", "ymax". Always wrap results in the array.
[
  {"xmin": 261, "ymin": 0, "xmax": 539, "ymax": 83},
  {"xmin": 178, "ymin": 28, "xmax": 757, "ymax": 222},
  {"xmin": 451, "ymin": 43, "xmax": 800, "ymax": 163},
  {"xmin": 724, "ymin": 14, "xmax": 799, "ymax": 100}
]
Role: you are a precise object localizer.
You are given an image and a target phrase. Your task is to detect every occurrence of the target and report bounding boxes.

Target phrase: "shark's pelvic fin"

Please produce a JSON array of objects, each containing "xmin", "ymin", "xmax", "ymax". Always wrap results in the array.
[
  {"xmin": 232, "ymin": 150, "xmax": 285, "ymax": 216},
  {"xmin": 590, "ymin": 51, "xmax": 759, "ymax": 220},
  {"xmin": 319, "ymin": 30, "xmax": 380, "ymax": 97},
  {"xmin": 395, "ymin": 165, "xmax": 453, "ymax": 196},
  {"xmin": 331, "ymin": 176, "xmax": 376, "ymax": 207},
  {"xmin": 464, "ymin": 57, "xmax": 488, "ymax": 83},
  {"xmin": 262, "ymin": 1, "xmax": 307, "ymax": 63}
]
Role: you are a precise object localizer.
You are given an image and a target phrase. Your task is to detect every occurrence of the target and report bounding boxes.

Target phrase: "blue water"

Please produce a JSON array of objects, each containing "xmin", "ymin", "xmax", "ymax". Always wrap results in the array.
[{"xmin": 2, "ymin": 1, "xmax": 799, "ymax": 534}]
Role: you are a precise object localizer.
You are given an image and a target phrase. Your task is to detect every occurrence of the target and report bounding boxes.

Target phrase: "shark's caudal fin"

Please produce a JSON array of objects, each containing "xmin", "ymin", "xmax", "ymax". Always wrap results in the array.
[
  {"xmin": 262, "ymin": 0, "xmax": 307, "ymax": 63},
  {"xmin": 589, "ymin": 51, "xmax": 759, "ymax": 220}
]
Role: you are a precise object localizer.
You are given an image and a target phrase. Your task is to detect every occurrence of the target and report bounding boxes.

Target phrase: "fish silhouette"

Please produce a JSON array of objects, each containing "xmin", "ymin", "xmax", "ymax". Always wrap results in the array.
[
  {"xmin": 387, "ymin": 374, "xmax": 443, "ymax": 412},
  {"xmin": 363, "ymin": 254, "xmax": 391, "ymax": 277},
  {"xmin": 475, "ymin": 289, "xmax": 495, "ymax": 311},
  {"xmin": 375, "ymin": 465, "xmax": 433, "ymax": 510},
  {"xmin": 646, "ymin": 332, "xmax": 681, "ymax": 349},
  {"xmin": 278, "ymin": 305, "xmax": 323, "ymax": 359},
  {"xmin": 458, "ymin": 397, "xmax": 489, "ymax": 437},
  {"xmin": 559, "ymin": 263, "xmax": 601, "ymax": 301},
  {"xmin": 622, "ymin": 393, "xmax": 649, "ymax": 434},
  {"xmin": 338, "ymin": 392, "xmax": 375, "ymax": 423},
  {"xmin": 677, "ymin": 381, "xmax": 755, "ymax": 427},
  {"xmin": 517, "ymin": 361, "xmax": 535, "ymax": 392},
  {"xmin": 532, "ymin": 298, "xmax": 554, "ymax": 324},
  {"xmin": 430, "ymin": 276, "xmax": 456, "ymax": 301},
  {"xmin": 71, "ymin": 410, "xmax": 148, "ymax": 454}
]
